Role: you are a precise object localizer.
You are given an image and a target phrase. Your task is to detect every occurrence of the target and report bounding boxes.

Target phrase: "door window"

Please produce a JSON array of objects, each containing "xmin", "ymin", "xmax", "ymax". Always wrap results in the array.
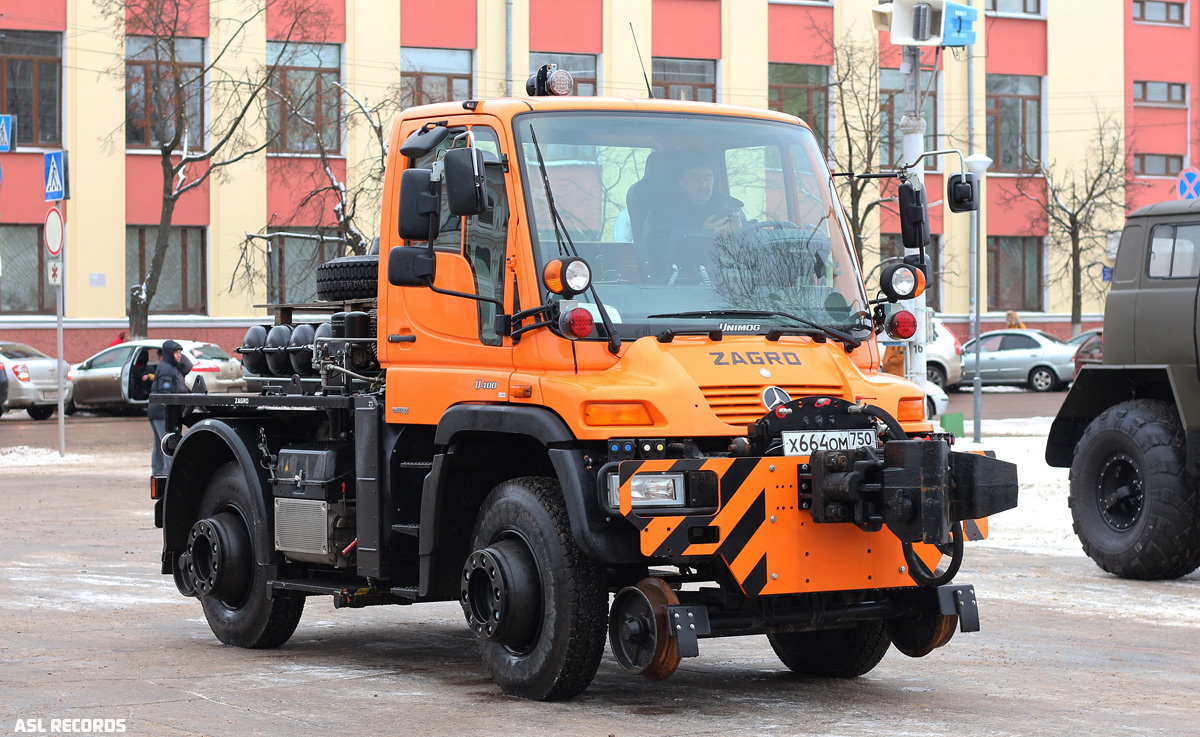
[
  {"xmin": 979, "ymin": 335, "xmax": 1003, "ymax": 352},
  {"xmin": 1000, "ymin": 334, "xmax": 1038, "ymax": 350},
  {"xmin": 88, "ymin": 345, "xmax": 136, "ymax": 370}
]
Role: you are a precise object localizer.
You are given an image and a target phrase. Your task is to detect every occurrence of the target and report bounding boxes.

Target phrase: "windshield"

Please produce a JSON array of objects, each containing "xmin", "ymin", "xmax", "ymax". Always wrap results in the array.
[
  {"xmin": 0, "ymin": 343, "xmax": 48, "ymax": 359},
  {"xmin": 514, "ymin": 112, "xmax": 870, "ymax": 339}
]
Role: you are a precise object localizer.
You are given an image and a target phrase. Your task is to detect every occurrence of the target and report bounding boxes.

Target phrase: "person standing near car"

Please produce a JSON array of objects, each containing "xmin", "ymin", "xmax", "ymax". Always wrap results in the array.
[{"xmin": 148, "ymin": 340, "xmax": 191, "ymax": 475}]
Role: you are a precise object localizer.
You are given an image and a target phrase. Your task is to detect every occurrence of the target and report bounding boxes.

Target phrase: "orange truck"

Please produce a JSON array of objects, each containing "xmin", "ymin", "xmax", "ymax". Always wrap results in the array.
[{"xmin": 152, "ymin": 67, "xmax": 1018, "ymax": 700}]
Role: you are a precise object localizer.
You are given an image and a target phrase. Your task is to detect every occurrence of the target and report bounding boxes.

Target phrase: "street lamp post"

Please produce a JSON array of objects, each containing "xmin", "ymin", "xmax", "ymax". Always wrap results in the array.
[{"xmin": 965, "ymin": 152, "xmax": 992, "ymax": 443}]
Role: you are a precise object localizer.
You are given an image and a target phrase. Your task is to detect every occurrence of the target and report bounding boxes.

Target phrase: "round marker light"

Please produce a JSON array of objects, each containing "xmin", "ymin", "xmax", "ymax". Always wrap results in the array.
[
  {"xmin": 563, "ymin": 258, "xmax": 591, "ymax": 293},
  {"xmin": 561, "ymin": 307, "xmax": 595, "ymax": 338},
  {"xmin": 879, "ymin": 263, "xmax": 926, "ymax": 302},
  {"xmin": 886, "ymin": 310, "xmax": 918, "ymax": 340},
  {"xmin": 890, "ymin": 267, "xmax": 917, "ymax": 297},
  {"xmin": 547, "ymin": 68, "xmax": 575, "ymax": 96}
]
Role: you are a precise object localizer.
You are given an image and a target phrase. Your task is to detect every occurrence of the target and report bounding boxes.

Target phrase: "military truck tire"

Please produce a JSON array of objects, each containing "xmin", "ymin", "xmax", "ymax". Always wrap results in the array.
[
  {"xmin": 1070, "ymin": 400, "xmax": 1200, "ymax": 580},
  {"xmin": 767, "ymin": 620, "xmax": 891, "ymax": 678},
  {"xmin": 464, "ymin": 476, "xmax": 608, "ymax": 701},
  {"xmin": 193, "ymin": 462, "xmax": 305, "ymax": 648},
  {"xmin": 315, "ymin": 254, "xmax": 377, "ymax": 301},
  {"xmin": 1028, "ymin": 366, "xmax": 1058, "ymax": 392}
]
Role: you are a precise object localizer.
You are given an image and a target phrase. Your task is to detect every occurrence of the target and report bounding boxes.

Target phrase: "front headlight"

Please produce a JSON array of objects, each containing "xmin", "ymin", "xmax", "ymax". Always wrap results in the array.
[{"xmin": 607, "ymin": 472, "xmax": 686, "ymax": 509}]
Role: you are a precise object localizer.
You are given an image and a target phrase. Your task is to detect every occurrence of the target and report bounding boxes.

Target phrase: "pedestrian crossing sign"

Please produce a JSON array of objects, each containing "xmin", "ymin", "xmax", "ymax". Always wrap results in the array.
[
  {"xmin": 0, "ymin": 115, "xmax": 12, "ymax": 153},
  {"xmin": 44, "ymin": 151, "xmax": 66, "ymax": 201}
]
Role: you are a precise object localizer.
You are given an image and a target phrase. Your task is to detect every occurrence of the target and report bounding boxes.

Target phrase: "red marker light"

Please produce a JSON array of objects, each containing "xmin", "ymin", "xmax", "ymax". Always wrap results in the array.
[
  {"xmin": 886, "ymin": 310, "xmax": 917, "ymax": 340},
  {"xmin": 562, "ymin": 307, "xmax": 594, "ymax": 338}
]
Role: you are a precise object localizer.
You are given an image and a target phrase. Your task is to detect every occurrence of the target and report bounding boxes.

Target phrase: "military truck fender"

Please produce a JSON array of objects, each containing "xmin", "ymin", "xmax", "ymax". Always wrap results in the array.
[
  {"xmin": 420, "ymin": 406, "xmax": 640, "ymax": 597},
  {"xmin": 162, "ymin": 419, "xmax": 276, "ymax": 568},
  {"xmin": 1047, "ymin": 365, "xmax": 1200, "ymax": 474}
]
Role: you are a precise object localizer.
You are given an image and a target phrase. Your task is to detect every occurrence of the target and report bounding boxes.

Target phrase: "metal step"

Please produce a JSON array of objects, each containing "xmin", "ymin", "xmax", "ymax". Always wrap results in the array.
[
  {"xmin": 397, "ymin": 461, "xmax": 434, "ymax": 470},
  {"xmin": 392, "ymin": 586, "xmax": 419, "ymax": 601},
  {"xmin": 269, "ymin": 579, "xmax": 409, "ymax": 608},
  {"xmin": 392, "ymin": 523, "xmax": 421, "ymax": 537}
]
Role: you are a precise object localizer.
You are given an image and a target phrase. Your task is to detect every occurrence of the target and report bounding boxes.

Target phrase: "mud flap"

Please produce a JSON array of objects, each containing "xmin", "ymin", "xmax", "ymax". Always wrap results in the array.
[
  {"xmin": 665, "ymin": 604, "xmax": 711, "ymax": 657},
  {"xmin": 937, "ymin": 584, "xmax": 980, "ymax": 632}
]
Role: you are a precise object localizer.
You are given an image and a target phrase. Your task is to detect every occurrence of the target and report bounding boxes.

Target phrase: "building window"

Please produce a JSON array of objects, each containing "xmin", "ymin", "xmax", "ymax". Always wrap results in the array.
[
  {"xmin": 529, "ymin": 52, "xmax": 597, "ymax": 96},
  {"xmin": 768, "ymin": 63, "xmax": 828, "ymax": 149},
  {"xmin": 267, "ymin": 229, "xmax": 342, "ymax": 304},
  {"xmin": 125, "ymin": 226, "xmax": 207, "ymax": 313},
  {"xmin": 1133, "ymin": 1, "xmax": 1187, "ymax": 23},
  {"xmin": 881, "ymin": 233, "xmax": 941, "ymax": 311},
  {"xmin": 125, "ymin": 36, "xmax": 205, "ymax": 149},
  {"xmin": 880, "ymin": 68, "xmax": 939, "ymax": 169},
  {"xmin": 1134, "ymin": 153, "xmax": 1185, "ymax": 177},
  {"xmin": 1133, "ymin": 80, "xmax": 1187, "ymax": 105},
  {"xmin": 985, "ymin": 0, "xmax": 1041, "ymax": 13},
  {"xmin": 651, "ymin": 58, "xmax": 716, "ymax": 102},
  {"xmin": 401, "ymin": 48, "xmax": 472, "ymax": 107},
  {"xmin": 986, "ymin": 74, "xmax": 1041, "ymax": 173},
  {"xmin": 987, "ymin": 236, "xmax": 1042, "ymax": 312},
  {"xmin": 266, "ymin": 42, "xmax": 341, "ymax": 154},
  {"xmin": 0, "ymin": 30, "xmax": 61, "ymax": 147},
  {"xmin": 0, "ymin": 225, "xmax": 53, "ymax": 313}
]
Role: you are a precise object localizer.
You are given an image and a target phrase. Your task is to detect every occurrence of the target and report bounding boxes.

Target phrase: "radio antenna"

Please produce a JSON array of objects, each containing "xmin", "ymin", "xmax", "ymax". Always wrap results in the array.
[{"xmin": 630, "ymin": 22, "xmax": 654, "ymax": 98}]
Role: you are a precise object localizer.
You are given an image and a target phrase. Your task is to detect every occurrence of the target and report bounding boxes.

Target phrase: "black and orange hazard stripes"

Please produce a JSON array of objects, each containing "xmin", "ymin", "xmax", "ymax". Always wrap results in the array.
[{"xmin": 618, "ymin": 457, "xmax": 984, "ymax": 597}]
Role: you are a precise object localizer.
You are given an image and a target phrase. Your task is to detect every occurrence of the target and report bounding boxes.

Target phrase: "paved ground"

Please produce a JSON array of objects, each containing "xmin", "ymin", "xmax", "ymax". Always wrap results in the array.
[
  {"xmin": 946, "ymin": 386, "xmax": 1067, "ymax": 421},
  {"xmin": 2, "ymin": 409, "xmax": 1198, "ymax": 737}
]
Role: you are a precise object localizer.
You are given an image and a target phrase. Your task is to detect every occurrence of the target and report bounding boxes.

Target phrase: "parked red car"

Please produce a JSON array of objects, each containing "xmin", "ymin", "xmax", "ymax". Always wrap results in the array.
[{"xmin": 1072, "ymin": 330, "xmax": 1103, "ymax": 378}]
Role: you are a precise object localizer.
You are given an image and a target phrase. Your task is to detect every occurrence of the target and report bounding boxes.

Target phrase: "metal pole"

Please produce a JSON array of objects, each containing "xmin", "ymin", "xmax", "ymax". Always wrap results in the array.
[
  {"xmin": 899, "ymin": 46, "xmax": 927, "ymax": 390},
  {"xmin": 968, "ymin": 12, "xmax": 983, "ymax": 444},
  {"xmin": 56, "ymin": 217, "xmax": 65, "ymax": 457},
  {"xmin": 505, "ymin": 0, "xmax": 513, "ymax": 97}
]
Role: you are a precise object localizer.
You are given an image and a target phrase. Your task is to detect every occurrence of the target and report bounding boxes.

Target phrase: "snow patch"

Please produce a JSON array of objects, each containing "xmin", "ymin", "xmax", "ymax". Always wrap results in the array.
[{"xmin": 0, "ymin": 445, "xmax": 100, "ymax": 468}]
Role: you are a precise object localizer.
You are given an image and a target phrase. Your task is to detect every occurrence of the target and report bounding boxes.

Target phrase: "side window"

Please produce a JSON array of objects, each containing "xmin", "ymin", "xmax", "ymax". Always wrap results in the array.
[
  {"xmin": 1148, "ymin": 225, "xmax": 1174, "ymax": 277},
  {"xmin": 1000, "ymin": 334, "xmax": 1038, "ymax": 350},
  {"xmin": 980, "ymin": 335, "xmax": 1003, "ymax": 352},
  {"xmin": 1148, "ymin": 223, "xmax": 1200, "ymax": 279},
  {"xmin": 89, "ymin": 345, "xmax": 136, "ymax": 370},
  {"xmin": 409, "ymin": 125, "xmax": 507, "ymax": 345}
]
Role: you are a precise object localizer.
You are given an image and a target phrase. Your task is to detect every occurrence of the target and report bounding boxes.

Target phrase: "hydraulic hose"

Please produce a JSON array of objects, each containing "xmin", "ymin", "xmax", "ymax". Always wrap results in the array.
[{"xmin": 902, "ymin": 521, "xmax": 964, "ymax": 587}]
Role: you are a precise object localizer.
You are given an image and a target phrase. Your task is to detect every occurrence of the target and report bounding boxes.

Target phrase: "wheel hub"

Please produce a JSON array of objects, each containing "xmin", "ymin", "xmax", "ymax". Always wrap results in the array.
[
  {"xmin": 608, "ymin": 577, "xmax": 681, "ymax": 681},
  {"xmin": 186, "ymin": 511, "xmax": 252, "ymax": 603},
  {"xmin": 1097, "ymin": 452, "xmax": 1144, "ymax": 531},
  {"xmin": 460, "ymin": 536, "xmax": 541, "ymax": 650}
]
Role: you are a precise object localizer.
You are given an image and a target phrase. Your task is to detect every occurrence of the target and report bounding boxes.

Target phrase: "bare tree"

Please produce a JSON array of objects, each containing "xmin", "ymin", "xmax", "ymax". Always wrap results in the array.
[
  {"xmin": 101, "ymin": 0, "xmax": 326, "ymax": 338},
  {"xmin": 1005, "ymin": 111, "xmax": 1131, "ymax": 337}
]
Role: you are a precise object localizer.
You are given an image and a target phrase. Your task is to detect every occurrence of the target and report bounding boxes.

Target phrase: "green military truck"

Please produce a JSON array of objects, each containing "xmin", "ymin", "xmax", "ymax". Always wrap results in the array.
[{"xmin": 1047, "ymin": 199, "xmax": 1200, "ymax": 580}]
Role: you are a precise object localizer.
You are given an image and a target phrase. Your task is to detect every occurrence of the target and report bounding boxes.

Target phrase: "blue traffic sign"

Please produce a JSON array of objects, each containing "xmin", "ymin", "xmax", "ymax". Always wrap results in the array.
[
  {"xmin": 1102, "ymin": 266, "xmax": 1112, "ymax": 283},
  {"xmin": 1178, "ymin": 168, "xmax": 1200, "ymax": 200},
  {"xmin": 0, "ymin": 114, "xmax": 13, "ymax": 153},
  {"xmin": 44, "ymin": 151, "xmax": 65, "ymax": 202}
]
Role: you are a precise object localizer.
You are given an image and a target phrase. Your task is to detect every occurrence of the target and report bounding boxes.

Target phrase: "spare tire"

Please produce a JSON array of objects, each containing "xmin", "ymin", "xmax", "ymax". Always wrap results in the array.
[{"xmin": 316, "ymin": 254, "xmax": 378, "ymax": 301}]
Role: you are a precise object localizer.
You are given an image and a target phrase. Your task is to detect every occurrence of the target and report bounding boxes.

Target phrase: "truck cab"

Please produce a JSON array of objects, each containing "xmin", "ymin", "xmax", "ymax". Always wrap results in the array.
[{"xmin": 153, "ymin": 74, "xmax": 1018, "ymax": 701}]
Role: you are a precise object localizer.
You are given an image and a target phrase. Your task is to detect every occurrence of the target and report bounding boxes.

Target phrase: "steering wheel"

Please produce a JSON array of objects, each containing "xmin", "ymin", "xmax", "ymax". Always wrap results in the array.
[{"xmin": 731, "ymin": 220, "xmax": 800, "ymax": 238}]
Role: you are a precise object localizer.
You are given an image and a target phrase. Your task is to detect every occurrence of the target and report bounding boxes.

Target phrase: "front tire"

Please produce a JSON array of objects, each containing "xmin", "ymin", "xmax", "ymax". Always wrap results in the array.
[
  {"xmin": 1028, "ymin": 366, "xmax": 1058, "ymax": 392},
  {"xmin": 463, "ymin": 477, "xmax": 608, "ymax": 700},
  {"xmin": 767, "ymin": 621, "xmax": 891, "ymax": 678},
  {"xmin": 190, "ymin": 462, "xmax": 305, "ymax": 647},
  {"xmin": 1069, "ymin": 400, "xmax": 1200, "ymax": 579}
]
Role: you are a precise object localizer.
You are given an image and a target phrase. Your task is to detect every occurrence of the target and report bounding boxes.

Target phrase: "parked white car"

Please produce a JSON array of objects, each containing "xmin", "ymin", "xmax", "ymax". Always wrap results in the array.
[
  {"xmin": 925, "ymin": 318, "xmax": 964, "ymax": 389},
  {"xmin": 68, "ymin": 339, "xmax": 243, "ymax": 412},
  {"xmin": 960, "ymin": 329, "xmax": 1077, "ymax": 392}
]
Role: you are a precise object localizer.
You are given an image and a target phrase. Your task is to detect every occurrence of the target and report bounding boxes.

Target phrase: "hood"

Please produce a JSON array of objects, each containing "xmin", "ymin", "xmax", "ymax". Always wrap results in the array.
[{"xmin": 161, "ymin": 340, "xmax": 183, "ymax": 368}]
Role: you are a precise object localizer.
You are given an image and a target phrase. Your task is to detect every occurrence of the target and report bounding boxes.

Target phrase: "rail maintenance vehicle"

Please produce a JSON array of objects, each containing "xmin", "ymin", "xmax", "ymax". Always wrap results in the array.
[{"xmin": 151, "ymin": 66, "xmax": 1019, "ymax": 700}]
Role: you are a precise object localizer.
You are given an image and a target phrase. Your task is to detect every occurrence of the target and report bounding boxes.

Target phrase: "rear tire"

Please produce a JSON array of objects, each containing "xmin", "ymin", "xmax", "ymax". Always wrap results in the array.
[
  {"xmin": 27, "ymin": 405, "xmax": 55, "ymax": 421},
  {"xmin": 192, "ymin": 462, "xmax": 305, "ymax": 647},
  {"xmin": 767, "ymin": 621, "xmax": 891, "ymax": 678},
  {"xmin": 465, "ymin": 476, "xmax": 608, "ymax": 700},
  {"xmin": 1069, "ymin": 400, "xmax": 1200, "ymax": 579},
  {"xmin": 926, "ymin": 364, "xmax": 947, "ymax": 389},
  {"xmin": 315, "ymin": 254, "xmax": 377, "ymax": 301}
]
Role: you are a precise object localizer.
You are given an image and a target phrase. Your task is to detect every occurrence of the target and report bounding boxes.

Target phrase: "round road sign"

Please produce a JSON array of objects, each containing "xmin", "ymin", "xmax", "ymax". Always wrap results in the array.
[
  {"xmin": 44, "ymin": 206, "xmax": 64, "ymax": 257},
  {"xmin": 1178, "ymin": 168, "xmax": 1200, "ymax": 200}
]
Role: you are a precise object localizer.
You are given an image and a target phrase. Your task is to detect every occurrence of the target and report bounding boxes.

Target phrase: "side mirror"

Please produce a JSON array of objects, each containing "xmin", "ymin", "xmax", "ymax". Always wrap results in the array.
[
  {"xmin": 879, "ymin": 262, "xmax": 927, "ymax": 302},
  {"xmin": 947, "ymin": 172, "xmax": 979, "ymax": 213},
  {"xmin": 443, "ymin": 147, "xmax": 488, "ymax": 216},
  {"xmin": 399, "ymin": 124, "xmax": 449, "ymax": 158},
  {"xmin": 398, "ymin": 168, "xmax": 441, "ymax": 241},
  {"xmin": 388, "ymin": 246, "xmax": 436, "ymax": 287},
  {"xmin": 898, "ymin": 181, "xmax": 930, "ymax": 251}
]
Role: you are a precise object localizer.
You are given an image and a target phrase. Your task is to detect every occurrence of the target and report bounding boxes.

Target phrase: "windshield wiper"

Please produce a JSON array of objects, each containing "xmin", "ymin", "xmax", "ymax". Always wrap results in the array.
[
  {"xmin": 528, "ymin": 126, "xmax": 621, "ymax": 355},
  {"xmin": 646, "ymin": 309, "xmax": 862, "ymax": 352}
]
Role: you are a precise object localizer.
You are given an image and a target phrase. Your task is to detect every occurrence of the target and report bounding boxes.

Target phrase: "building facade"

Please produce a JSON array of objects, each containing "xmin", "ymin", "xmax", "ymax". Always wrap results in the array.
[{"xmin": 0, "ymin": 0, "xmax": 1191, "ymax": 360}]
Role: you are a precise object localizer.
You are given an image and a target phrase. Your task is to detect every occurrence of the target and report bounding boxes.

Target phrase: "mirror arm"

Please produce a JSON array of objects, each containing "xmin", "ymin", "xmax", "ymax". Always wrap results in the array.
[{"xmin": 900, "ymin": 147, "xmax": 969, "ymax": 179}]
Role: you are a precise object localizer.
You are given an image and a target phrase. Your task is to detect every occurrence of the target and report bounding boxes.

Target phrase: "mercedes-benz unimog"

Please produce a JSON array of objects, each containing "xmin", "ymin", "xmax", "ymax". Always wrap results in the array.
[{"xmin": 151, "ymin": 67, "xmax": 1018, "ymax": 700}]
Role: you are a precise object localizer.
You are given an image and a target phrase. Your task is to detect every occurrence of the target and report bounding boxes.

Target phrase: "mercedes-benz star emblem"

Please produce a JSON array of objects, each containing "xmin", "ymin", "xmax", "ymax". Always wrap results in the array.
[{"xmin": 762, "ymin": 386, "xmax": 792, "ymax": 411}]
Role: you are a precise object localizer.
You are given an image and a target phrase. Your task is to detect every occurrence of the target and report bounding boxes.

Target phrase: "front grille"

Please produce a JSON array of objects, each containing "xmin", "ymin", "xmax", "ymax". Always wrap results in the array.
[{"xmin": 700, "ymin": 384, "xmax": 845, "ymax": 426}]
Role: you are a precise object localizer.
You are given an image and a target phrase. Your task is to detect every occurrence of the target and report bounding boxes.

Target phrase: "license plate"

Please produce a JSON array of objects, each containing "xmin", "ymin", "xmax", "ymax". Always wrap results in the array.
[
  {"xmin": 782, "ymin": 429, "xmax": 878, "ymax": 456},
  {"xmin": 42, "ymin": 390, "xmax": 58, "ymax": 401}
]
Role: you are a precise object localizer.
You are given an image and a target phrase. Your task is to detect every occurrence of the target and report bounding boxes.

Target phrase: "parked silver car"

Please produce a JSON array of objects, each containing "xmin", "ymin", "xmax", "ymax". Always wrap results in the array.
[
  {"xmin": 68, "ymin": 339, "xmax": 243, "ymax": 412},
  {"xmin": 926, "ymin": 317, "xmax": 964, "ymax": 389},
  {"xmin": 960, "ymin": 329, "xmax": 1076, "ymax": 392},
  {"xmin": 0, "ymin": 342, "xmax": 73, "ymax": 420}
]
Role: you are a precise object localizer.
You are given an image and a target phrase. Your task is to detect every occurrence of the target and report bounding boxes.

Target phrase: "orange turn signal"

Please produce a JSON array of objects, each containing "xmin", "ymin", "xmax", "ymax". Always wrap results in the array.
[
  {"xmin": 543, "ymin": 259, "xmax": 565, "ymax": 294},
  {"xmin": 897, "ymin": 397, "xmax": 926, "ymax": 423},
  {"xmin": 583, "ymin": 402, "xmax": 654, "ymax": 426}
]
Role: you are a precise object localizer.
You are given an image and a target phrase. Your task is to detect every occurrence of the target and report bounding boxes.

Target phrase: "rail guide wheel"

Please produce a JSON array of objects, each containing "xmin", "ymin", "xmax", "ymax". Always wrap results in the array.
[{"xmin": 608, "ymin": 577, "xmax": 682, "ymax": 681}]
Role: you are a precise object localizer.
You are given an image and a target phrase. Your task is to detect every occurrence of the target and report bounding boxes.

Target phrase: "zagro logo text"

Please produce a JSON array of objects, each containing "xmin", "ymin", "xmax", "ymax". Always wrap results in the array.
[{"xmin": 710, "ymin": 351, "xmax": 802, "ymax": 366}]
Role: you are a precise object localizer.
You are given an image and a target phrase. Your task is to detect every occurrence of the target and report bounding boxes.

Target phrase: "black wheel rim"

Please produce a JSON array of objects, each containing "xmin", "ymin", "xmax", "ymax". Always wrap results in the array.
[
  {"xmin": 1096, "ymin": 452, "xmax": 1144, "ymax": 532},
  {"xmin": 186, "ymin": 507, "xmax": 253, "ymax": 606},
  {"xmin": 461, "ymin": 530, "xmax": 543, "ymax": 655},
  {"xmin": 608, "ymin": 586, "xmax": 657, "ymax": 674}
]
